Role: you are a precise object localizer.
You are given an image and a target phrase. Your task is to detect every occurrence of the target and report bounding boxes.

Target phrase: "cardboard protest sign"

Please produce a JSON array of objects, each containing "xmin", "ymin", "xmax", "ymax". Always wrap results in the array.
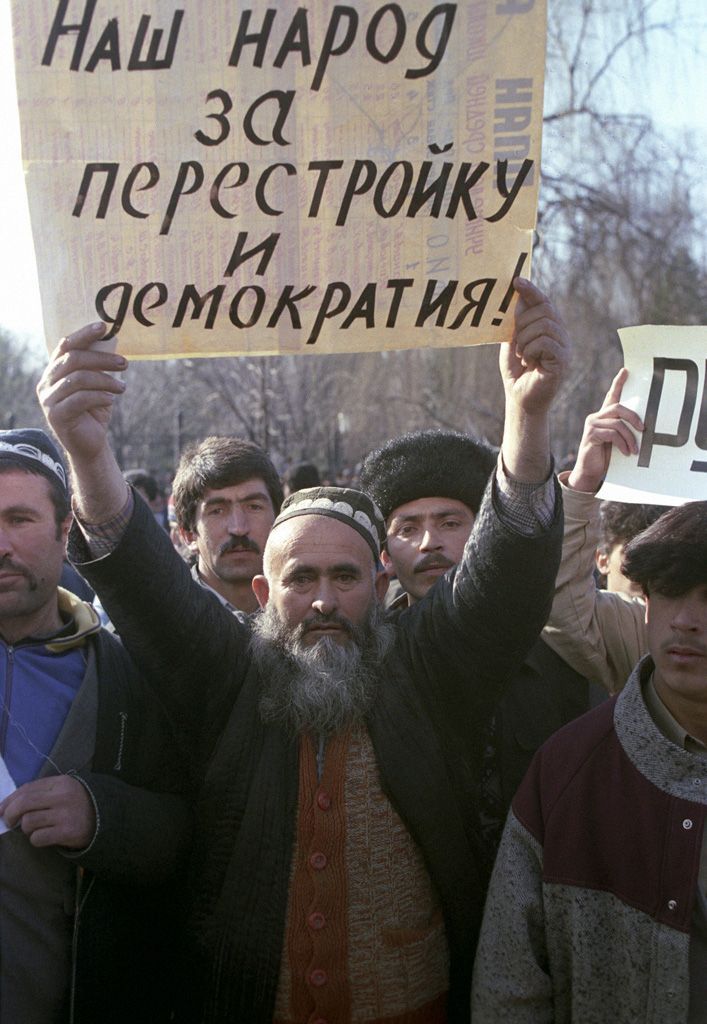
[
  {"xmin": 12, "ymin": 1, "xmax": 546, "ymax": 359},
  {"xmin": 598, "ymin": 325, "xmax": 707, "ymax": 506}
]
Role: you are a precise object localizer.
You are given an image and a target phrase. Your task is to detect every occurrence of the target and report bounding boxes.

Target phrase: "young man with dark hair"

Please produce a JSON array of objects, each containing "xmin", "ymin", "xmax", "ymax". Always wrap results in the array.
[
  {"xmin": 622, "ymin": 503, "xmax": 707, "ymax": 595},
  {"xmin": 596, "ymin": 499, "xmax": 666, "ymax": 596},
  {"xmin": 472, "ymin": 500, "xmax": 707, "ymax": 1023},
  {"xmin": 0, "ymin": 428, "xmax": 190, "ymax": 1024},
  {"xmin": 171, "ymin": 435, "xmax": 284, "ymax": 612}
]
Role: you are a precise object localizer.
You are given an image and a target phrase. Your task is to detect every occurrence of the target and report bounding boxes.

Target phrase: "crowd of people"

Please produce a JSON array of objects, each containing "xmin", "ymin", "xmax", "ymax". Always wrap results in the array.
[{"xmin": 0, "ymin": 278, "xmax": 705, "ymax": 1023}]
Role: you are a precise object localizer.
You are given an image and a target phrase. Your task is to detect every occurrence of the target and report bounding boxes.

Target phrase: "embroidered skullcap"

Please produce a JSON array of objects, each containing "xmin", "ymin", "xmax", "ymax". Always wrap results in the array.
[
  {"xmin": 0, "ymin": 428, "xmax": 68, "ymax": 499},
  {"xmin": 360, "ymin": 430, "xmax": 497, "ymax": 521},
  {"xmin": 272, "ymin": 486, "xmax": 386, "ymax": 561}
]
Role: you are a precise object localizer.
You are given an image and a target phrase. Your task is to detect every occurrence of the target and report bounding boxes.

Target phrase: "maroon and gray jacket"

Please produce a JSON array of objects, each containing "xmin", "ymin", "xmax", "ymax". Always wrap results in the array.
[{"xmin": 472, "ymin": 654, "xmax": 707, "ymax": 1023}]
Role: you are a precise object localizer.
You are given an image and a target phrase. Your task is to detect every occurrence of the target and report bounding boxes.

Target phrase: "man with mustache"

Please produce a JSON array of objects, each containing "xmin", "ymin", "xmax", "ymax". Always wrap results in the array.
[
  {"xmin": 0, "ymin": 428, "xmax": 189, "ymax": 1023},
  {"xmin": 171, "ymin": 435, "xmax": 284, "ymax": 613},
  {"xmin": 472, "ymin": 499, "xmax": 707, "ymax": 1023},
  {"xmin": 38, "ymin": 277, "xmax": 567, "ymax": 1024},
  {"xmin": 360, "ymin": 430, "xmax": 595, "ymax": 871}
]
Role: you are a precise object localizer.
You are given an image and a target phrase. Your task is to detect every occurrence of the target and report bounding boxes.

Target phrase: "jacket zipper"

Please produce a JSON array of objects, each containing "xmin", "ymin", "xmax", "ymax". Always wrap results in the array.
[
  {"xmin": 114, "ymin": 710, "xmax": 128, "ymax": 771},
  {"xmin": 69, "ymin": 867, "xmax": 95, "ymax": 1024},
  {"xmin": 0, "ymin": 645, "xmax": 14, "ymax": 755}
]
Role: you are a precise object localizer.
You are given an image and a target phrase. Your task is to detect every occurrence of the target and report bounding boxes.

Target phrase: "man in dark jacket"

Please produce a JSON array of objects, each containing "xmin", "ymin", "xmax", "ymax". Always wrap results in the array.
[
  {"xmin": 39, "ymin": 277, "xmax": 567, "ymax": 1024},
  {"xmin": 360, "ymin": 429, "xmax": 596, "ymax": 874},
  {"xmin": 0, "ymin": 428, "xmax": 190, "ymax": 1024}
]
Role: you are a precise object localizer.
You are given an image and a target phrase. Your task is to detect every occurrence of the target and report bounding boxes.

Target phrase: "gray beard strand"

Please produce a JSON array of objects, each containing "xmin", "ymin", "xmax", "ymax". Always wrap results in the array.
[{"xmin": 250, "ymin": 602, "xmax": 394, "ymax": 736}]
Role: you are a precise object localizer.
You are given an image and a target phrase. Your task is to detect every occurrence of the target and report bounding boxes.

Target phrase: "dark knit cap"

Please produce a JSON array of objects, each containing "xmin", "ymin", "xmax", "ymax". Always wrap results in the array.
[
  {"xmin": 273, "ymin": 486, "xmax": 386, "ymax": 561},
  {"xmin": 360, "ymin": 430, "xmax": 497, "ymax": 521},
  {"xmin": 0, "ymin": 428, "xmax": 69, "ymax": 499}
]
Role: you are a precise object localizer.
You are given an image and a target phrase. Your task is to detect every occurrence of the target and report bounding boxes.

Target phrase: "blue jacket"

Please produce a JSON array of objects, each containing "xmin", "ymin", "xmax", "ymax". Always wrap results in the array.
[{"xmin": 1, "ymin": 590, "xmax": 191, "ymax": 1024}]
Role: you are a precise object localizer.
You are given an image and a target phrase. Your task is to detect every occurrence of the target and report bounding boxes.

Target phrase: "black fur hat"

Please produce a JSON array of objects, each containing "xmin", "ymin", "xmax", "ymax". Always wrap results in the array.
[{"xmin": 360, "ymin": 430, "xmax": 497, "ymax": 521}]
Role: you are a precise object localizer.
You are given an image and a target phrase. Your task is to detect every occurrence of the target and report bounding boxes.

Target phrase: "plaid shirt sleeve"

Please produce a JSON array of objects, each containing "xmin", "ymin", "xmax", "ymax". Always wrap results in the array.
[
  {"xmin": 495, "ymin": 454, "xmax": 557, "ymax": 536},
  {"xmin": 73, "ymin": 486, "xmax": 134, "ymax": 558}
]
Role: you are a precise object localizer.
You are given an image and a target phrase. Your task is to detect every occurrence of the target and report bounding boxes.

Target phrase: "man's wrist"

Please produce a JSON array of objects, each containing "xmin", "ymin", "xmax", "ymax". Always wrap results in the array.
[
  {"xmin": 59, "ymin": 773, "xmax": 99, "ymax": 857},
  {"xmin": 501, "ymin": 408, "xmax": 552, "ymax": 484},
  {"xmin": 72, "ymin": 486, "xmax": 134, "ymax": 559},
  {"xmin": 496, "ymin": 454, "xmax": 557, "ymax": 534},
  {"xmin": 566, "ymin": 467, "xmax": 601, "ymax": 493},
  {"xmin": 66, "ymin": 446, "xmax": 130, "ymax": 525}
]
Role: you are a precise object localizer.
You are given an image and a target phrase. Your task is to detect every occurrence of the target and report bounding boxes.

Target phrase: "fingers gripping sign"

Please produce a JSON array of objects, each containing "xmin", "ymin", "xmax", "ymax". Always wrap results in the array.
[
  {"xmin": 37, "ymin": 322, "xmax": 128, "ymax": 464},
  {"xmin": 568, "ymin": 368, "xmax": 645, "ymax": 494},
  {"xmin": 497, "ymin": 278, "xmax": 571, "ymax": 484},
  {"xmin": 38, "ymin": 322, "xmax": 133, "ymax": 521},
  {"xmin": 499, "ymin": 277, "xmax": 571, "ymax": 416},
  {"xmin": 0, "ymin": 774, "xmax": 97, "ymax": 850}
]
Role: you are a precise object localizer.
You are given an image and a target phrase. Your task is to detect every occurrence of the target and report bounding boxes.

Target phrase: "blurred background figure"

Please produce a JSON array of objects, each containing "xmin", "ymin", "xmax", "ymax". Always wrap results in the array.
[
  {"xmin": 123, "ymin": 469, "xmax": 169, "ymax": 530},
  {"xmin": 596, "ymin": 500, "xmax": 667, "ymax": 595},
  {"xmin": 283, "ymin": 460, "xmax": 320, "ymax": 496}
]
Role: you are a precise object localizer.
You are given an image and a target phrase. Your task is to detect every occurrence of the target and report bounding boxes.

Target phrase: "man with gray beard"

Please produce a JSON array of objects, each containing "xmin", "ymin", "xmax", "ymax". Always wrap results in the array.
[
  {"xmin": 39, "ymin": 277, "xmax": 568, "ymax": 1024},
  {"xmin": 252, "ymin": 598, "xmax": 394, "ymax": 737}
]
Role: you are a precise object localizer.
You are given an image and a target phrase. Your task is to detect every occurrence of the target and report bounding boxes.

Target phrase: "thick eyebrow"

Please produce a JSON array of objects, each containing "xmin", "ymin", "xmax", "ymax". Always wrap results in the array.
[
  {"xmin": 202, "ymin": 490, "xmax": 271, "ymax": 510},
  {"xmin": 328, "ymin": 562, "xmax": 363, "ymax": 577},
  {"xmin": 280, "ymin": 563, "xmax": 316, "ymax": 583},
  {"xmin": 390, "ymin": 507, "xmax": 469, "ymax": 527},
  {"xmin": 1, "ymin": 503, "xmax": 41, "ymax": 517},
  {"xmin": 238, "ymin": 490, "xmax": 272, "ymax": 505},
  {"xmin": 283, "ymin": 561, "xmax": 363, "ymax": 580}
]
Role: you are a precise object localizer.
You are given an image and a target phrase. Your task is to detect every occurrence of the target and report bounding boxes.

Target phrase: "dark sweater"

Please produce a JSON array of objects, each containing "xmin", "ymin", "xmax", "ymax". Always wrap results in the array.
[{"xmin": 71, "ymin": 626, "xmax": 192, "ymax": 1023}]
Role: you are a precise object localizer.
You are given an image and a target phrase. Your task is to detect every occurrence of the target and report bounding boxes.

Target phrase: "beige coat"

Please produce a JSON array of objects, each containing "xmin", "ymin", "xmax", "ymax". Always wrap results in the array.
[{"xmin": 542, "ymin": 475, "xmax": 647, "ymax": 694}]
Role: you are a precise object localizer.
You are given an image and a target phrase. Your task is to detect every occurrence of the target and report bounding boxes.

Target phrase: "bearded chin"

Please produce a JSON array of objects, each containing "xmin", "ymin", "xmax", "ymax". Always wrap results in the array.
[{"xmin": 250, "ymin": 602, "xmax": 394, "ymax": 736}]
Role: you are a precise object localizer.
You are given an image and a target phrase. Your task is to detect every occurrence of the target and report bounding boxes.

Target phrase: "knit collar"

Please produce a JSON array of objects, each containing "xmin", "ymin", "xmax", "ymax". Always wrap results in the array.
[
  {"xmin": 643, "ymin": 673, "xmax": 707, "ymax": 754},
  {"xmin": 614, "ymin": 655, "xmax": 707, "ymax": 803}
]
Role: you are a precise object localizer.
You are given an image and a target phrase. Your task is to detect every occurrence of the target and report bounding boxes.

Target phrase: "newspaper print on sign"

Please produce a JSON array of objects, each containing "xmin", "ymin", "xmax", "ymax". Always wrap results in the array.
[{"xmin": 12, "ymin": 0, "xmax": 547, "ymax": 358}]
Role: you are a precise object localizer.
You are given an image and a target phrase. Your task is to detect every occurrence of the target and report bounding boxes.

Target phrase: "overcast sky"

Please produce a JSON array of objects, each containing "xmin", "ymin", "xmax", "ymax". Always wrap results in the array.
[{"xmin": 1, "ymin": 0, "xmax": 704, "ymax": 356}]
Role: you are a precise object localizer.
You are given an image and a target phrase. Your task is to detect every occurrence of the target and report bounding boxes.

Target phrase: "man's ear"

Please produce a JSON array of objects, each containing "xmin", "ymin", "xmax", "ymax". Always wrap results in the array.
[
  {"xmin": 595, "ymin": 548, "xmax": 610, "ymax": 576},
  {"xmin": 180, "ymin": 527, "xmax": 199, "ymax": 555},
  {"xmin": 380, "ymin": 548, "xmax": 396, "ymax": 577},
  {"xmin": 60, "ymin": 513, "xmax": 72, "ymax": 552},
  {"xmin": 251, "ymin": 574, "xmax": 270, "ymax": 610},
  {"xmin": 375, "ymin": 568, "xmax": 390, "ymax": 603}
]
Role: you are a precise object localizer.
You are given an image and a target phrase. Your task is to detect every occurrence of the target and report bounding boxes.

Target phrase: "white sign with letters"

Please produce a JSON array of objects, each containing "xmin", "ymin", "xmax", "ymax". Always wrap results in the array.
[{"xmin": 598, "ymin": 325, "xmax": 707, "ymax": 506}]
